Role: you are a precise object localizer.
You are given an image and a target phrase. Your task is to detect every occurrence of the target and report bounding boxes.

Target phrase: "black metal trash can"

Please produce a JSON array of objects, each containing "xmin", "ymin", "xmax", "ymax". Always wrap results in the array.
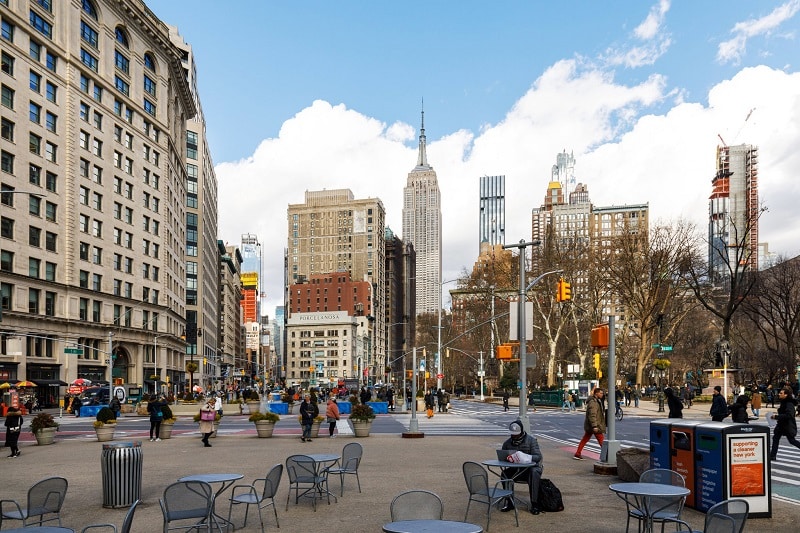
[{"xmin": 101, "ymin": 441, "xmax": 143, "ymax": 508}]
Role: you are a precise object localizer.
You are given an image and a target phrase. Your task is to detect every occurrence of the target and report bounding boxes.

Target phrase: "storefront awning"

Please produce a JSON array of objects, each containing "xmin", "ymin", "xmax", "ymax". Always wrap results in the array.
[{"xmin": 32, "ymin": 379, "xmax": 69, "ymax": 386}]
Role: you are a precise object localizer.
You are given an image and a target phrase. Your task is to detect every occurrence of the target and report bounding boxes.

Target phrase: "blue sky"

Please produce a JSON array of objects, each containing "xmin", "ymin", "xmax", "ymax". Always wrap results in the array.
[{"xmin": 147, "ymin": 0, "xmax": 800, "ymax": 314}]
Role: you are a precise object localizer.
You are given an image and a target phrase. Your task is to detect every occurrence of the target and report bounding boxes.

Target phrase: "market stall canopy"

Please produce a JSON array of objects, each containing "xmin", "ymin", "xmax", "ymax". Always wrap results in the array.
[{"xmin": 15, "ymin": 380, "xmax": 37, "ymax": 387}]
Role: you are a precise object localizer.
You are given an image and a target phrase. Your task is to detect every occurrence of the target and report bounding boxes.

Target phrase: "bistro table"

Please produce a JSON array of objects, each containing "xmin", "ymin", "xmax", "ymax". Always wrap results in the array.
[
  {"xmin": 296, "ymin": 453, "xmax": 341, "ymax": 503},
  {"xmin": 3, "ymin": 526, "xmax": 75, "ymax": 533},
  {"xmin": 609, "ymin": 482, "xmax": 690, "ymax": 533},
  {"xmin": 482, "ymin": 459, "xmax": 538, "ymax": 510},
  {"xmin": 383, "ymin": 519, "xmax": 483, "ymax": 533},
  {"xmin": 178, "ymin": 472, "xmax": 244, "ymax": 531}
]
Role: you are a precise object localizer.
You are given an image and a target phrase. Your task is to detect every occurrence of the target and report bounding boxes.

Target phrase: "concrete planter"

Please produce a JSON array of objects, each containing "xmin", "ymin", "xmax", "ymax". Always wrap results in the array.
[
  {"xmin": 310, "ymin": 421, "xmax": 321, "ymax": 438},
  {"xmin": 95, "ymin": 425, "xmax": 115, "ymax": 442},
  {"xmin": 160, "ymin": 421, "xmax": 175, "ymax": 439},
  {"xmin": 351, "ymin": 420, "xmax": 372, "ymax": 437},
  {"xmin": 34, "ymin": 427, "xmax": 57, "ymax": 445},
  {"xmin": 254, "ymin": 420, "xmax": 276, "ymax": 438}
]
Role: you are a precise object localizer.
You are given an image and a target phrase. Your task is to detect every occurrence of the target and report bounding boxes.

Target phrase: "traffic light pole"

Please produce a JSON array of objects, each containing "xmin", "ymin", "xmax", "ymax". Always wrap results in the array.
[{"xmin": 600, "ymin": 315, "xmax": 620, "ymax": 466}]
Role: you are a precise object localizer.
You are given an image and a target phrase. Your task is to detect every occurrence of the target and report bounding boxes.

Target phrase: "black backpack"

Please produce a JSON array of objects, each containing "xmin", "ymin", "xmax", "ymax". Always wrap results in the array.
[{"xmin": 537, "ymin": 478, "xmax": 564, "ymax": 512}]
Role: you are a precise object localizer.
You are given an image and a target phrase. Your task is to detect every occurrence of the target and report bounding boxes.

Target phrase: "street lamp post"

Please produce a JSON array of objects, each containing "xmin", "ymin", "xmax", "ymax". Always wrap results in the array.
[
  {"xmin": 446, "ymin": 347, "xmax": 485, "ymax": 401},
  {"xmin": 153, "ymin": 334, "xmax": 169, "ymax": 395}
]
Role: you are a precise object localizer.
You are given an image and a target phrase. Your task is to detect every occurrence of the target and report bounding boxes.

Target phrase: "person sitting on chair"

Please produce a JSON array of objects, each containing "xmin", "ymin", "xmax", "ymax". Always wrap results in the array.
[{"xmin": 500, "ymin": 419, "xmax": 544, "ymax": 515}]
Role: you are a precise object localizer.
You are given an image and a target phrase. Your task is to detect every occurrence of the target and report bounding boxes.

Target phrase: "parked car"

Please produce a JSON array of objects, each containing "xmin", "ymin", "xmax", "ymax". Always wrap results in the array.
[{"xmin": 79, "ymin": 386, "xmax": 111, "ymax": 406}]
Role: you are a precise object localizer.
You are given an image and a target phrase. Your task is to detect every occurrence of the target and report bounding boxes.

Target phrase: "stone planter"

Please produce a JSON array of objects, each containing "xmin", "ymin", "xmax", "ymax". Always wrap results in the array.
[
  {"xmin": 351, "ymin": 420, "xmax": 372, "ymax": 437},
  {"xmin": 34, "ymin": 427, "xmax": 57, "ymax": 445},
  {"xmin": 254, "ymin": 420, "xmax": 276, "ymax": 438},
  {"xmin": 160, "ymin": 421, "xmax": 175, "ymax": 439},
  {"xmin": 95, "ymin": 425, "xmax": 115, "ymax": 442},
  {"xmin": 310, "ymin": 420, "xmax": 322, "ymax": 438}
]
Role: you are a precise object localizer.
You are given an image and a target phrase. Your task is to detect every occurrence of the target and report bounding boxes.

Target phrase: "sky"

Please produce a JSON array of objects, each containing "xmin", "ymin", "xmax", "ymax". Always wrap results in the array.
[{"xmin": 146, "ymin": 0, "xmax": 800, "ymax": 316}]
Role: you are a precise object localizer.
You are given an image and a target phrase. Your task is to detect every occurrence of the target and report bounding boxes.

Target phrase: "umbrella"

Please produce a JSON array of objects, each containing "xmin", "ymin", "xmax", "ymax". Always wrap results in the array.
[
  {"xmin": 71, "ymin": 378, "xmax": 92, "ymax": 386},
  {"xmin": 0, "ymin": 382, "xmax": 11, "ymax": 389},
  {"xmin": 15, "ymin": 380, "xmax": 37, "ymax": 388},
  {"xmin": 192, "ymin": 385, "xmax": 203, "ymax": 393}
]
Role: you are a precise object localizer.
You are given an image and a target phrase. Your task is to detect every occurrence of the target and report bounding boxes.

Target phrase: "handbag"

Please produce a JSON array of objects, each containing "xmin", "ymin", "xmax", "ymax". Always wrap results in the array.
[{"xmin": 200, "ymin": 409, "xmax": 216, "ymax": 421}]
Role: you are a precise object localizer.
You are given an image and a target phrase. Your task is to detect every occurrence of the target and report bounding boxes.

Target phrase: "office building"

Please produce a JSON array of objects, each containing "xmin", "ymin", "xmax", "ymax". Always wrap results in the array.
[
  {"xmin": 402, "ymin": 108, "xmax": 441, "ymax": 316},
  {"xmin": 0, "ymin": 0, "xmax": 196, "ymax": 401},
  {"xmin": 709, "ymin": 143, "xmax": 759, "ymax": 281},
  {"xmin": 479, "ymin": 175, "xmax": 505, "ymax": 251},
  {"xmin": 217, "ymin": 242, "xmax": 243, "ymax": 387},
  {"xmin": 385, "ymin": 228, "xmax": 415, "ymax": 383},
  {"xmin": 287, "ymin": 188, "xmax": 386, "ymax": 386}
]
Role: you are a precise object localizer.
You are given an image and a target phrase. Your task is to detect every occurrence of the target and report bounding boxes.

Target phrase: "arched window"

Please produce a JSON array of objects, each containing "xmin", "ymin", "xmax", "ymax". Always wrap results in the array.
[
  {"xmin": 115, "ymin": 27, "xmax": 129, "ymax": 48},
  {"xmin": 82, "ymin": 0, "xmax": 98, "ymax": 20},
  {"xmin": 143, "ymin": 53, "xmax": 156, "ymax": 72}
]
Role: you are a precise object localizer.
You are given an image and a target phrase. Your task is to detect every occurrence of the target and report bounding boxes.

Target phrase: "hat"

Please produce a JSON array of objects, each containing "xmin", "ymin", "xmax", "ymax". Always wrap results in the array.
[
  {"xmin": 714, "ymin": 386, "xmax": 722, "ymax": 392},
  {"xmin": 508, "ymin": 420, "xmax": 523, "ymax": 436}
]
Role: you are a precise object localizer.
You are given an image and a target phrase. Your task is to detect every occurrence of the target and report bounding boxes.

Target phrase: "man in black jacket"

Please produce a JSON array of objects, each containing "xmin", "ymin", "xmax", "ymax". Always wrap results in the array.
[
  {"xmin": 500, "ymin": 420, "xmax": 544, "ymax": 515},
  {"xmin": 710, "ymin": 386, "xmax": 729, "ymax": 422}
]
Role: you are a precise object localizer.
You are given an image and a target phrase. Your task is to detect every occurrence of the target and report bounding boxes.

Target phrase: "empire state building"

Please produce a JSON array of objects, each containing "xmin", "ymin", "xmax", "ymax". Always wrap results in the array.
[{"xmin": 402, "ymin": 109, "xmax": 442, "ymax": 316}]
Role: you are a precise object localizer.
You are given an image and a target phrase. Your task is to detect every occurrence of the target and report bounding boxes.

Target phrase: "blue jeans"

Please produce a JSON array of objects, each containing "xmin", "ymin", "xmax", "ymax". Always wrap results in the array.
[{"xmin": 302, "ymin": 423, "xmax": 312, "ymax": 439}]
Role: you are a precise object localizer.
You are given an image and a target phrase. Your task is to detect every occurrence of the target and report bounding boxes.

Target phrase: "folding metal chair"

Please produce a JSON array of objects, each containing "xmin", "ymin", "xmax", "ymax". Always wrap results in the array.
[
  {"xmin": 462, "ymin": 461, "xmax": 518, "ymax": 530},
  {"xmin": 0, "ymin": 476, "xmax": 68, "ymax": 529},
  {"xmin": 390, "ymin": 489, "xmax": 443, "ymax": 521},
  {"xmin": 285, "ymin": 455, "xmax": 329, "ymax": 512},
  {"xmin": 626, "ymin": 469, "xmax": 686, "ymax": 533},
  {"xmin": 325, "ymin": 442, "xmax": 363, "ymax": 496},
  {"xmin": 227, "ymin": 464, "xmax": 282, "ymax": 532},
  {"xmin": 81, "ymin": 499, "xmax": 140, "ymax": 533},
  {"xmin": 159, "ymin": 480, "xmax": 215, "ymax": 533}
]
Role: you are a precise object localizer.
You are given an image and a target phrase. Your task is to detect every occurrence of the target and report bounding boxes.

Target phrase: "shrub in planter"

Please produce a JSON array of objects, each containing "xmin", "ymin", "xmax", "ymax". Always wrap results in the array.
[
  {"xmin": 30, "ymin": 412, "xmax": 59, "ymax": 433},
  {"xmin": 161, "ymin": 404, "xmax": 177, "ymax": 423},
  {"xmin": 350, "ymin": 403, "xmax": 376, "ymax": 422},
  {"xmin": 94, "ymin": 406, "xmax": 117, "ymax": 428},
  {"xmin": 249, "ymin": 411, "xmax": 280, "ymax": 423}
]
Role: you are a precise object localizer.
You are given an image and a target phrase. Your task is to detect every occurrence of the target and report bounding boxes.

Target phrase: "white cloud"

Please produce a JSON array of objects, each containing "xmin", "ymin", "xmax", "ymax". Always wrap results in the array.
[
  {"xmin": 717, "ymin": 0, "xmax": 800, "ymax": 64},
  {"xmin": 601, "ymin": 0, "xmax": 672, "ymax": 68},
  {"xmin": 216, "ymin": 65, "xmax": 800, "ymax": 315}
]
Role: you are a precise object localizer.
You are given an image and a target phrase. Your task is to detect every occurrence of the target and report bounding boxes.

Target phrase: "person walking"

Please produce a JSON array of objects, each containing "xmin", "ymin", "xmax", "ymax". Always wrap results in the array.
[
  {"xmin": 633, "ymin": 385, "xmax": 642, "ymax": 408},
  {"xmin": 665, "ymin": 388, "xmax": 683, "ymax": 418},
  {"xmin": 326, "ymin": 397, "xmax": 340, "ymax": 438},
  {"xmin": 729, "ymin": 395, "xmax": 750, "ymax": 423},
  {"xmin": 500, "ymin": 420, "xmax": 544, "ymax": 515},
  {"xmin": 502, "ymin": 390, "xmax": 510, "ymax": 412},
  {"xmin": 199, "ymin": 397, "xmax": 215, "ymax": 447},
  {"xmin": 386, "ymin": 388, "xmax": 395, "ymax": 412},
  {"xmin": 766, "ymin": 385, "xmax": 776, "ymax": 408},
  {"xmin": 147, "ymin": 394, "xmax": 167, "ymax": 441},
  {"xmin": 424, "ymin": 391, "xmax": 435, "ymax": 419},
  {"xmin": 769, "ymin": 387, "xmax": 800, "ymax": 460},
  {"xmin": 574, "ymin": 387, "xmax": 606, "ymax": 460},
  {"xmin": 299, "ymin": 394, "xmax": 314, "ymax": 442},
  {"xmin": 109, "ymin": 395, "xmax": 121, "ymax": 420},
  {"xmin": 750, "ymin": 386, "xmax": 762, "ymax": 418},
  {"xmin": 436, "ymin": 389, "xmax": 445, "ymax": 413},
  {"xmin": 4, "ymin": 406, "xmax": 23, "ymax": 458},
  {"xmin": 709, "ymin": 386, "xmax": 729, "ymax": 422}
]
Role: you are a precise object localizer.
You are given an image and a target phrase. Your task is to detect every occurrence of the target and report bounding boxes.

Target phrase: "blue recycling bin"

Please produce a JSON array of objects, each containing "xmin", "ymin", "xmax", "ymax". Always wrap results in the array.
[
  {"xmin": 649, "ymin": 420, "xmax": 672, "ymax": 469},
  {"xmin": 694, "ymin": 422, "xmax": 772, "ymax": 518}
]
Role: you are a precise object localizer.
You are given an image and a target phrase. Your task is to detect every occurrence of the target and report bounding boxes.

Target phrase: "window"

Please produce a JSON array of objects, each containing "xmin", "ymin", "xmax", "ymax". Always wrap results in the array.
[
  {"xmin": 82, "ymin": 0, "xmax": 98, "ymax": 19},
  {"xmin": 1, "ymin": 52, "xmax": 13, "ymax": 76},
  {"xmin": 93, "ymin": 110, "xmax": 102, "ymax": 130},
  {"xmin": 45, "ymin": 261, "xmax": 55, "ymax": 281},
  {"xmin": 92, "ymin": 301, "xmax": 101, "ymax": 324},
  {"xmin": 28, "ymin": 257, "xmax": 41, "ymax": 279},
  {"xmin": 114, "ymin": 99, "xmax": 122, "ymax": 116},
  {"xmin": 29, "ymin": 226, "xmax": 41, "ymax": 246},
  {"xmin": 124, "ymin": 182, "xmax": 133, "ymax": 199},
  {"xmin": 1, "ymin": 84, "xmax": 14, "ymax": 108},
  {"xmin": 124, "ymin": 132, "xmax": 133, "ymax": 149},
  {"xmin": 45, "ymin": 231, "xmax": 56, "ymax": 251},
  {"xmin": 45, "ymin": 51, "xmax": 56, "ymax": 72},
  {"xmin": 1, "ymin": 117, "xmax": 12, "ymax": 142},
  {"xmin": 29, "ymin": 195, "xmax": 41, "ymax": 216},
  {"xmin": 34, "ymin": 1, "xmax": 53, "ymax": 12},
  {"xmin": 30, "ymin": 164, "xmax": 41, "ymax": 185},
  {"xmin": 115, "ymin": 27, "xmax": 129, "ymax": 47},
  {"xmin": 80, "ymin": 74, "xmax": 90, "ymax": 92},
  {"xmin": 79, "ymin": 270, "xmax": 89, "ymax": 288},
  {"xmin": 29, "ymin": 71, "xmax": 42, "ymax": 92},
  {"xmin": 144, "ymin": 53, "xmax": 155, "ymax": 71},
  {"xmin": 29, "ymin": 288, "xmax": 40, "ymax": 313},
  {"xmin": 186, "ymin": 131, "xmax": 198, "ymax": 159},
  {"xmin": 0, "ymin": 216, "xmax": 13, "ymax": 238},
  {"xmin": 45, "ymin": 172, "xmax": 56, "ymax": 192},
  {"xmin": 45, "ymin": 111, "xmax": 56, "ymax": 132},
  {"xmin": 80, "ymin": 102, "xmax": 89, "ymax": 121},
  {"xmin": 79, "ymin": 298, "xmax": 88, "ymax": 320},
  {"xmin": 30, "ymin": 133, "xmax": 41, "ymax": 154},
  {"xmin": 80, "ymin": 48, "xmax": 98, "ymax": 72},
  {"xmin": 92, "ymin": 273, "xmax": 101, "ymax": 291},
  {"xmin": 29, "ymin": 101, "xmax": 41, "ymax": 123},
  {"xmin": 45, "ymin": 201, "xmax": 56, "ymax": 221},
  {"xmin": 92, "ymin": 219, "xmax": 101, "ymax": 237},
  {"xmin": 143, "ymin": 98, "xmax": 156, "ymax": 116},
  {"xmin": 45, "ymin": 291, "xmax": 55, "ymax": 316},
  {"xmin": 45, "ymin": 81, "xmax": 56, "ymax": 102},
  {"xmin": 113, "ymin": 253, "xmax": 121, "ymax": 270},
  {"xmin": 125, "ymin": 107, "xmax": 133, "ymax": 123},
  {"xmin": 0, "ymin": 250, "xmax": 12, "ymax": 272},
  {"xmin": 79, "ymin": 158, "xmax": 89, "ymax": 177},
  {"xmin": 92, "ymin": 165, "xmax": 102, "ymax": 184},
  {"xmin": 92, "ymin": 138, "xmax": 102, "ymax": 157},
  {"xmin": 79, "ymin": 213, "xmax": 89, "ymax": 231},
  {"xmin": 29, "ymin": 10, "xmax": 53, "ymax": 39},
  {"xmin": 114, "ymin": 76, "xmax": 129, "ymax": 96},
  {"xmin": 124, "ymin": 207, "xmax": 132, "ymax": 224},
  {"xmin": 80, "ymin": 21, "xmax": 98, "ymax": 48},
  {"xmin": 45, "ymin": 141, "xmax": 56, "ymax": 162},
  {"xmin": 92, "ymin": 246, "xmax": 102, "ymax": 264},
  {"xmin": 124, "ymin": 258, "xmax": 132, "ymax": 275},
  {"xmin": 124, "ymin": 157, "xmax": 132, "ymax": 174},
  {"xmin": 1, "ymin": 19, "xmax": 14, "ymax": 42},
  {"xmin": 1, "ymin": 283, "xmax": 12, "ymax": 313},
  {"xmin": 1, "ymin": 150, "xmax": 13, "ymax": 174},
  {"xmin": 93, "ymin": 85, "xmax": 102, "ymax": 102},
  {"xmin": 92, "ymin": 191, "xmax": 101, "ymax": 210},
  {"xmin": 29, "ymin": 41, "xmax": 41, "ymax": 61},
  {"xmin": 143, "ymin": 75, "xmax": 156, "ymax": 96},
  {"xmin": 79, "ymin": 242, "xmax": 89, "ymax": 260},
  {"xmin": 114, "ymin": 50, "xmax": 129, "ymax": 74},
  {"xmin": 79, "ymin": 130, "xmax": 89, "ymax": 150}
]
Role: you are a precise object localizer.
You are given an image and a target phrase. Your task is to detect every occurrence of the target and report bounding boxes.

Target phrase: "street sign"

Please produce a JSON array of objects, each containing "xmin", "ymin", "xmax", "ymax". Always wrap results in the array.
[
  {"xmin": 651, "ymin": 344, "xmax": 661, "ymax": 349},
  {"xmin": 64, "ymin": 348, "xmax": 82, "ymax": 354},
  {"xmin": 661, "ymin": 346, "xmax": 673, "ymax": 351},
  {"xmin": 436, "ymin": 373, "xmax": 444, "ymax": 379},
  {"xmin": 477, "ymin": 371, "xmax": 485, "ymax": 377}
]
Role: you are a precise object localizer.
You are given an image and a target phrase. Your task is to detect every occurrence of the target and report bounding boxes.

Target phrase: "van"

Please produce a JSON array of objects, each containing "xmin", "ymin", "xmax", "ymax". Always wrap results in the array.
[{"xmin": 79, "ymin": 386, "xmax": 110, "ymax": 406}]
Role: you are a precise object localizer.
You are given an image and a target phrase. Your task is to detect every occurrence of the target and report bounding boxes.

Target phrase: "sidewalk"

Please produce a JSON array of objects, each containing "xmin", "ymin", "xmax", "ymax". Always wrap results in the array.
[{"xmin": 1, "ymin": 419, "xmax": 794, "ymax": 532}]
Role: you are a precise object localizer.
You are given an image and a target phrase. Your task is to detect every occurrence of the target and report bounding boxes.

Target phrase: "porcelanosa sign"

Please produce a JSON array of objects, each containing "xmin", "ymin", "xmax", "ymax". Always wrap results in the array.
[{"xmin": 291, "ymin": 311, "xmax": 350, "ymax": 324}]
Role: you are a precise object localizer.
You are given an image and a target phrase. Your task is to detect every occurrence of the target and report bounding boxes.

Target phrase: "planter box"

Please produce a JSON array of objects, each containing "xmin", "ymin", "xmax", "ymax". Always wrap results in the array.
[
  {"xmin": 351, "ymin": 420, "xmax": 372, "ymax": 437},
  {"xmin": 160, "ymin": 421, "xmax": 174, "ymax": 439},
  {"xmin": 338, "ymin": 402, "xmax": 352, "ymax": 415},
  {"xmin": 366, "ymin": 401, "xmax": 388, "ymax": 414},
  {"xmin": 269, "ymin": 402, "xmax": 289, "ymax": 415},
  {"xmin": 255, "ymin": 420, "xmax": 275, "ymax": 438}
]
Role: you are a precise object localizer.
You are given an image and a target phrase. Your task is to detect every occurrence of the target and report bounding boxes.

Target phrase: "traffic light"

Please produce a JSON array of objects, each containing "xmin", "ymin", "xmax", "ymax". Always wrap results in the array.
[
  {"xmin": 556, "ymin": 278, "xmax": 572, "ymax": 302},
  {"xmin": 593, "ymin": 353, "xmax": 603, "ymax": 378},
  {"xmin": 496, "ymin": 345, "xmax": 512, "ymax": 360}
]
